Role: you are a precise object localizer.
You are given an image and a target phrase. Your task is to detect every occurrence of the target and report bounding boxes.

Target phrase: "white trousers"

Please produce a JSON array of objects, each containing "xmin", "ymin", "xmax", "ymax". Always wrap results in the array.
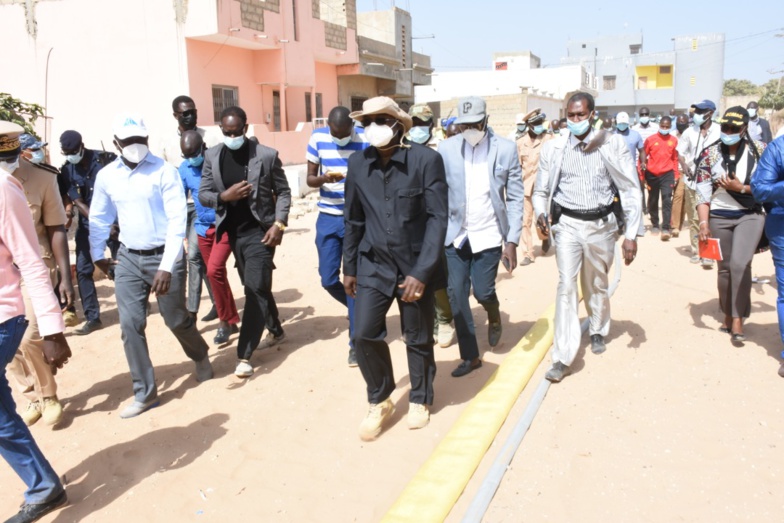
[{"xmin": 552, "ymin": 213, "xmax": 618, "ymax": 366}]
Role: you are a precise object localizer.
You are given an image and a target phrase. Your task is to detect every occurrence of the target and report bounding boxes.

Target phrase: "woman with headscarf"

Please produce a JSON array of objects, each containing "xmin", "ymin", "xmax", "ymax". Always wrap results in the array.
[{"xmin": 695, "ymin": 106, "xmax": 767, "ymax": 343}]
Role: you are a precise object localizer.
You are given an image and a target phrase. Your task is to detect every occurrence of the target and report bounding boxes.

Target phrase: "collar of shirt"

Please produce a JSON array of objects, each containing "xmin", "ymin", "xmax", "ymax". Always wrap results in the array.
[
  {"xmin": 568, "ymin": 128, "xmax": 595, "ymax": 149},
  {"xmin": 361, "ymin": 145, "xmax": 408, "ymax": 172}
]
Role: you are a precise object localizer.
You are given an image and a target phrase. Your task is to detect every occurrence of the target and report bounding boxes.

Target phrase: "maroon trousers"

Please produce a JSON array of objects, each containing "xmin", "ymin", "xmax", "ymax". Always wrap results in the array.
[{"xmin": 198, "ymin": 226, "xmax": 240, "ymax": 325}]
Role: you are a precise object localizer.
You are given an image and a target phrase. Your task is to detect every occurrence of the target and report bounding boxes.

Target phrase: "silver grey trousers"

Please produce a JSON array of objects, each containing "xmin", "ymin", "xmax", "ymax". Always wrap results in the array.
[{"xmin": 552, "ymin": 213, "xmax": 618, "ymax": 366}]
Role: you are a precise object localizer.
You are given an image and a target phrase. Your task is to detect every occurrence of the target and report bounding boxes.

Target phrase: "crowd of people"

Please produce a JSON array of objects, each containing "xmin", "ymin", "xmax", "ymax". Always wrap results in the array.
[{"xmin": 1, "ymin": 89, "xmax": 783, "ymax": 521}]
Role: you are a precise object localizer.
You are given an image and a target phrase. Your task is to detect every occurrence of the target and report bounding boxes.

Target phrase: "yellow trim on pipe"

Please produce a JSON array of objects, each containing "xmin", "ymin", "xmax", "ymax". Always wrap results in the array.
[{"xmin": 382, "ymin": 303, "xmax": 557, "ymax": 523}]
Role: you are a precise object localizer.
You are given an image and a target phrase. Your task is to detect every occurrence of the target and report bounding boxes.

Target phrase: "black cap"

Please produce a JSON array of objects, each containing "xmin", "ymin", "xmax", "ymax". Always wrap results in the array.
[
  {"xmin": 720, "ymin": 106, "xmax": 749, "ymax": 127},
  {"xmin": 60, "ymin": 130, "xmax": 83, "ymax": 151}
]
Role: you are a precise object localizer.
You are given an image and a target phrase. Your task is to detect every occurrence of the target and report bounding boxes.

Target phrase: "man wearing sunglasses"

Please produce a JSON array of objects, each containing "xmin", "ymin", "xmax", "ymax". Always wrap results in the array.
[
  {"xmin": 438, "ymin": 96, "xmax": 524, "ymax": 379},
  {"xmin": 343, "ymin": 96, "xmax": 447, "ymax": 439},
  {"xmin": 161, "ymin": 95, "xmax": 218, "ymax": 325},
  {"xmin": 199, "ymin": 106, "xmax": 291, "ymax": 379}
]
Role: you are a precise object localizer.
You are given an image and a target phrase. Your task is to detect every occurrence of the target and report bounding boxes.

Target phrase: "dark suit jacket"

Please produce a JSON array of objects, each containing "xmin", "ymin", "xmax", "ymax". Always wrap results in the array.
[
  {"xmin": 199, "ymin": 137, "xmax": 291, "ymax": 239},
  {"xmin": 756, "ymin": 117, "xmax": 773, "ymax": 144},
  {"xmin": 343, "ymin": 143, "xmax": 448, "ymax": 296}
]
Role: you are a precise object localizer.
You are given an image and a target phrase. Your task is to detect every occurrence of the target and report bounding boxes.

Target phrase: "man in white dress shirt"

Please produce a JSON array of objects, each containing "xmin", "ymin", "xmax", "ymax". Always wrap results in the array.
[
  {"xmin": 89, "ymin": 114, "xmax": 212, "ymax": 419},
  {"xmin": 534, "ymin": 92, "xmax": 642, "ymax": 382}
]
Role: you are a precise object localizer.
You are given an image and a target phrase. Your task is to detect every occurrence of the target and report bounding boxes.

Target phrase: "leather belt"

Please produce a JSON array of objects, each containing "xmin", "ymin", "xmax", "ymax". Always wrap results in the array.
[
  {"xmin": 122, "ymin": 244, "xmax": 165, "ymax": 256},
  {"xmin": 561, "ymin": 205, "xmax": 613, "ymax": 221}
]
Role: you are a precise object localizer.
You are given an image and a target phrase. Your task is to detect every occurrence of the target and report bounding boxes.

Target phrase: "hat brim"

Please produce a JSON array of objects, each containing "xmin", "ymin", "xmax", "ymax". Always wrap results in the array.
[
  {"xmin": 114, "ymin": 127, "xmax": 149, "ymax": 140},
  {"xmin": 454, "ymin": 114, "xmax": 485, "ymax": 125},
  {"xmin": 350, "ymin": 107, "xmax": 413, "ymax": 132}
]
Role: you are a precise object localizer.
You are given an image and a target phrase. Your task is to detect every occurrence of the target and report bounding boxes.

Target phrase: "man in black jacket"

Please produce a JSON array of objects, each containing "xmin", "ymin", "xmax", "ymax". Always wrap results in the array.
[
  {"xmin": 747, "ymin": 101, "xmax": 773, "ymax": 144},
  {"xmin": 199, "ymin": 106, "xmax": 291, "ymax": 379},
  {"xmin": 343, "ymin": 97, "xmax": 448, "ymax": 440}
]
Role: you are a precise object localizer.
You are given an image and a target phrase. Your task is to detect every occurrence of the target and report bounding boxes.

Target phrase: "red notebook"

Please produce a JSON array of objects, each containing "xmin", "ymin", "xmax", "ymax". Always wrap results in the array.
[{"xmin": 699, "ymin": 238, "xmax": 723, "ymax": 261}]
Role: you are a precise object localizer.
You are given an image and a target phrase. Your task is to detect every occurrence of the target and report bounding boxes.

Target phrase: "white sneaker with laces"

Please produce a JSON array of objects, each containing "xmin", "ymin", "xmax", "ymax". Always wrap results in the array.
[
  {"xmin": 358, "ymin": 398, "xmax": 395, "ymax": 441},
  {"xmin": 234, "ymin": 359, "xmax": 253, "ymax": 378},
  {"xmin": 407, "ymin": 403, "xmax": 430, "ymax": 430}
]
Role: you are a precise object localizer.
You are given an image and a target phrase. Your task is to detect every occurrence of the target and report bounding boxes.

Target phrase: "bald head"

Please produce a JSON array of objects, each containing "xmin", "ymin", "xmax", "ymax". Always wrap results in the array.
[{"xmin": 180, "ymin": 130, "xmax": 204, "ymax": 158}]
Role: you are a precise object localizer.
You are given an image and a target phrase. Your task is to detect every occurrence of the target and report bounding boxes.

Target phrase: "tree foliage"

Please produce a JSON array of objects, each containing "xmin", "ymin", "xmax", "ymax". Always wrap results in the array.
[
  {"xmin": 759, "ymin": 78, "xmax": 784, "ymax": 111},
  {"xmin": 722, "ymin": 78, "xmax": 760, "ymax": 97},
  {"xmin": 0, "ymin": 93, "xmax": 45, "ymax": 137}
]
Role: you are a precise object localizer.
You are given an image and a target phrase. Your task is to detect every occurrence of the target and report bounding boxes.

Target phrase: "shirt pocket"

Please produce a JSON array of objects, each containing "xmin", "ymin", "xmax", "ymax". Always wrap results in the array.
[{"xmin": 397, "ymin": 187, "xmax": 424, "ymax": 219}]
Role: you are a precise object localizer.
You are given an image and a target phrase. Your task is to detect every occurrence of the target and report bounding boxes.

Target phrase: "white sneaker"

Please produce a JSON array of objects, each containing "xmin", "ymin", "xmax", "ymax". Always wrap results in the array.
[
  {"xmin": 234, "ymin": 359, "xmax": 253, "ymax": 378},
  {"xmin": 358, "ymin": 398, "xmax": 395, "ymax": 441},
  {"xmin": 407, "ymin": 403, "xmax": 430, "ymax": 430},
  {"xmin": 437, "ymin": 323, "xmax": 455, "ymax": 348}
]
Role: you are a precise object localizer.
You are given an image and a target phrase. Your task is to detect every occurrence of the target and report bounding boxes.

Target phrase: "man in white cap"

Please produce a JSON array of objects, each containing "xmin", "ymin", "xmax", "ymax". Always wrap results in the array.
[
  {"xmin": 516, "ymin": 108, "xmax": 552, "ymax": 266},
  {"xmin": 1, "ymin": 120, "xmax": 72, "ymax": 522},
  {"xmin": 439, "ymin": 96, "xmax": 524, "ymax": 378},
  {"xmin": 89, "ymin": 113, "xmax": 212, "ymax": 419},
  {"xmin": 343, "ymin": 96, "xmax": 447, "ymax": 440}
]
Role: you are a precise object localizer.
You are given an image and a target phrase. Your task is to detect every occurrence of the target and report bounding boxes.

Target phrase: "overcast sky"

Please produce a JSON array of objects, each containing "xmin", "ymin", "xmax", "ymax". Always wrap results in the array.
[{"xmin": 356, "ymin": 0, "xmax": 784, "ymax": 85}]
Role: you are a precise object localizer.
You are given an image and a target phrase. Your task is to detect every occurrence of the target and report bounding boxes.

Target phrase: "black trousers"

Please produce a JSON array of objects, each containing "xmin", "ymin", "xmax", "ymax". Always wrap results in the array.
[
  {"xmin": 229, "ymin": 230, "xmax": 283, "ymax": 360},
  {"xmin": 645, "ymin": 170, "xmax": 674, "ymax": 231},
  {"xmin": 354, "ymin": 283, "xmax": 436, "ymax": 406}
]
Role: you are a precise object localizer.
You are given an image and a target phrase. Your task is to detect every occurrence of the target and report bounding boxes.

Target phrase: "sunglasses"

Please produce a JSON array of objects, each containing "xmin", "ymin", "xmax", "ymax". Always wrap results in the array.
[
  {"xmin": 720, "ymin": 124, "xmax": 743, "ymax": 134},
  {"xmin": 361, "ymin": 116, "xmax": 398, "ymax": 127},
  {"xmin": 176, "ymin": 109, "xmax": 197, "ymax": 118}
]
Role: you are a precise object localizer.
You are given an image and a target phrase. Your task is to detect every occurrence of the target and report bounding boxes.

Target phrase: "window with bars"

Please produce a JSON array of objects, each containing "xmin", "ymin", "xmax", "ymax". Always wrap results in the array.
[
  {"xmin": 603, "ymin": 75, "xmax": 616, "ymax": 91},
  {"xmin": 305, "ymin": 92, "xmax": 312, "ymax": 122},
  {"xmin": 212, "ymin": 85, "xmax": 239, "ymax": 124},
  {"xmin": 315, "ymin": 93, "xmax": 323, "ymax": 119}
]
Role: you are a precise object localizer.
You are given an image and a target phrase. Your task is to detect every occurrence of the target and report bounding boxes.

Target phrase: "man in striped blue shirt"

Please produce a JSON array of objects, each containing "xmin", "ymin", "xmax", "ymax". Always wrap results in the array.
[{"xmin": 306, "ymin": 106, "xmax": 368, "ymax": 366}]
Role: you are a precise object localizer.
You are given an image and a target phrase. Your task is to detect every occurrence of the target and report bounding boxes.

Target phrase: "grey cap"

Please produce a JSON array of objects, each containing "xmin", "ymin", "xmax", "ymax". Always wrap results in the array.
[{"xmin": 455, "ymin": 96, "xmax": 486, "ymax": 125}]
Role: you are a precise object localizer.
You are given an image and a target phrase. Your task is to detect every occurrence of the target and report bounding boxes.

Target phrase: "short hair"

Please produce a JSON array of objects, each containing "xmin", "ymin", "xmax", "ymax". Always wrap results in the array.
[
  {"xmin": 660, "ymin": 116, "xmax": 672, "ymax": 125},
  {"xmin": 567, "ymin": 92, "xmax": 595, "ymax": 112},
  {"xmin": 172, "ymin": 95, "xmax": 195, "ymax": 112},
  {"xmin": 220, "ymin": 106, "xmax": 247, "ymax": 125},
  {"xmin": 328, "ymin": 106, "xmax": 352, "ymax": 127},
  {"xmin": 181, "ymin": 129, "xmax": 204, "ymax": 147}
]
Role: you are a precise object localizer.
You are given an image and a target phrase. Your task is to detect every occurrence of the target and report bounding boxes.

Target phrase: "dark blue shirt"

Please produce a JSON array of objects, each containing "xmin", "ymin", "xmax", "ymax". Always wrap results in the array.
[
  {"xmin": 60, "ymin": 149, "xmax": 117, "ymax": 228},
  {"xmin": 179, "ymin": 160, "xmax": 215, "ymax": 237}
]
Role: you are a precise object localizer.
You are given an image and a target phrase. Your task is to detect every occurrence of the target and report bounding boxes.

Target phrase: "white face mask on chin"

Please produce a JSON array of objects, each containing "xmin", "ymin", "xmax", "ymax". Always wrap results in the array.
[
  {"xmin": 0, "ymin": 156, "xmax": 20, "ymax": 173},
  {"xmin": 121, "ymin": 143, "xmax": 148, "ymax": 164}
]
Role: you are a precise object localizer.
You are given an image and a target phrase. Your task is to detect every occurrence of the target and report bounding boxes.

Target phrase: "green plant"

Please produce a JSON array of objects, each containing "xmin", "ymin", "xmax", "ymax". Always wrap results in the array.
[{"xmin": 0, "ymin": 93, "xmax": 45, "ymax": 137}]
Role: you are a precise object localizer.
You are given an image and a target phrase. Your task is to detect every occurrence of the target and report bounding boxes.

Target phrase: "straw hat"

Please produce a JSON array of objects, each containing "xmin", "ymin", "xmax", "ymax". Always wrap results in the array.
[{"xmin": 349, "ymin": 96, "xmax": 413, "ymax": 132}]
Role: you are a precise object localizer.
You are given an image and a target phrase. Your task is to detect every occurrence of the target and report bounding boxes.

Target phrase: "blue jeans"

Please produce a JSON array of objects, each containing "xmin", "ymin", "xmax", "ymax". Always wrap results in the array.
[
  {"xmin": 315, "ymin": 213, "xmax": 355, "ymax": 346},
  {"xmin": 445, "ymin": 242, "xmax": 502, "ymax": 361},
  {"xmin": 767, "ymin": 215, "xmax": 784, "ymax": 347},
  {"xmin": 0, "ymin": 315, "xmax": 63, "ymax": 504},
  {"xmin": 75, "ymin": 226, "xmax": 100, "ymax": 322}
]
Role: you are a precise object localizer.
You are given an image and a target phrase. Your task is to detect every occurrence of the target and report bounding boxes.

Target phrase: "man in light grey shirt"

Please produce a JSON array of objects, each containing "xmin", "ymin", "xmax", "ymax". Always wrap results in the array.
[
  {"xmin": 746, "ymin": 101, "xmax": 772, "ymax": 144},
  {"xmin": 534, "ymin": 92, "xmax": 641, "ymax": 383}
]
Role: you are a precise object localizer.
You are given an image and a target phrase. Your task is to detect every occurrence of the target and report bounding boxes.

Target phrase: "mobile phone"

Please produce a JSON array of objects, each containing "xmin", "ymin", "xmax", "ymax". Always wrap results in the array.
[{"xmin": 501, "ymin": 256, "xmax": 511, "ymax": 272}]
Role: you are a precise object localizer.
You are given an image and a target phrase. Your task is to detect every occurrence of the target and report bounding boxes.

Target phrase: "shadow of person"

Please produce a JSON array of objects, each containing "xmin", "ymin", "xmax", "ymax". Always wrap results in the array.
[
  {"xmin": 675, "ymin": 245, "xmax": 694, "ymax": 259},
  {"xmin": 689, "ymin": 298, "xmax": 721, "ymax": 330},
  {"xmin": 429, "ymin": 359, "xmax": 500, "ymax": 414},
  {"xmin": 604, "ymin": 319, "xmax": 648, "ymax": 349},
  {"xmin": 52, "ymin": 413, "xmax": 229, "ymax": 522}
]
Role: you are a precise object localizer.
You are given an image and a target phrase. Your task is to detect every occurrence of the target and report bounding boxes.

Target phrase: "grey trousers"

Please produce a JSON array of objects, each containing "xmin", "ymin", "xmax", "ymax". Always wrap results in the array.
[
  {"xmin": 115, "ymin": 246, "xmax": 209, "ymax": 403},
  {"xmin": 552, "ymin": 214, "xmax": 617, "ymax": 366},
  {"xmin": 710, "ymin": 213, "xmax": 765, "ymax": 319},
  {"xmin": 186, "ymin": 203, "xmax": 214, "ymax": 314}
]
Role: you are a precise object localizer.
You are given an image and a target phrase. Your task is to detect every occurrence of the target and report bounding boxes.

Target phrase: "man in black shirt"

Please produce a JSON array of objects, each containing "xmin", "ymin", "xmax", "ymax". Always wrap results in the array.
[
  {"xmin": 59, "ymin": 130, "xmax": 118, "ymax": 335},
  {"xmin": 199, "ymin": 106, "xmax": 291, "ymax": 378},
  {"xmin": 343, "ymin": 97, "xmax": 448, "ymax": 440}
]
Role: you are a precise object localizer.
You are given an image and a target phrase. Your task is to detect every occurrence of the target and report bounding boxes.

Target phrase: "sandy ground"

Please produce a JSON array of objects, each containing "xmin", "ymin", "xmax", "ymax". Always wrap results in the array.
[{"xmin": 1, "ymin": 206, "xmax": 781, "ymax": 523}]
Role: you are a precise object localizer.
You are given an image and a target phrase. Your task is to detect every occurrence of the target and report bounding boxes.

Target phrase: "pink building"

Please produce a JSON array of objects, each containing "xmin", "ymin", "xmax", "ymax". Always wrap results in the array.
[{"xmin": 0, "ymin": 0, "xmax": 431, "ymax": 170}]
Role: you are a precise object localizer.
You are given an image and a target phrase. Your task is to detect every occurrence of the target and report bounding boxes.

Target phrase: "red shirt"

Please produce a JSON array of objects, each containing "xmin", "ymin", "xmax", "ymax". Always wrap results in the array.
[{"xmin": 644, "ymin": 132, "xmax": 680, "ymax": 177}]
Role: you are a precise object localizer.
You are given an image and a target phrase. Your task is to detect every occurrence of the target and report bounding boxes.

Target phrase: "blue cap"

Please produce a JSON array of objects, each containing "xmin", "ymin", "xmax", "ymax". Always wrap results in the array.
[
  {"xmin": 691, "ymin": 99, "xmax": 716, "ymax": 111},
  {"xmin": 19, "ymin": 133, "xmax": 46, "ymax": 151}
]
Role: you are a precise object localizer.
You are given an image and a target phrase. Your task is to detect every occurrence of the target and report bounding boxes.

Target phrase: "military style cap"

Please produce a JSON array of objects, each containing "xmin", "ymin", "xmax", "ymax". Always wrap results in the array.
[
  {"xmin": 523, "ymin": 108, "xmax": 546, "ymax": 125},
  {"xmin": 0, "ymin": 121, "xmax": 24, "ymax": 155},
  {"xmin": 409, "ymin": 104, "xmax": 433, "ymax": 122}
]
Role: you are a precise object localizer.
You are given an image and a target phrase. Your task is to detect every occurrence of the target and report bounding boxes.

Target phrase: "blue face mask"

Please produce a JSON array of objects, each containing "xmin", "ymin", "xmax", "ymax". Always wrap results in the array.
[
  {"xmin": 616, "ymin": 123, "xmax": 629, "ymax": 132},
  {"xmin": 566, "ymin": 118, "xmax": 591, "ymax": 136},
  {"xmin": 223, "ymin": 135, "xmax": 245, "ymax": 150},
  {"xmin": 331, "ymin": 134, "xmax": 351, "ymax": 147},
  {"xmin": 659, "ymin": 129, "xmax": 671, "ymax": 136},
  {"xmin": 187, "ymin": 155, "xmax": 204, "ymax": 167},
  {"xmin": 532, "ymin": 125, "xmax": 545, "ymax": 135},
  {"xmin": 516, "ymin": 124, "xmax": 527, "ymax": 133},
  {"xmin": 748, "ymin": 108, "xmax": 757, "ymax": 118},
  {"xmin": 639, "ymin": 116, "xmax": 650, "ymax": 125},
  {"xmin": 720, "ymin": 133, "xmax": 741, "ymax": 146},
  {"xmin": 30, "ymin": 150, "xmax": 45, "ymax": 164},
  {"xmin": 408, "ymin": 126, "xmax": 431, "ymax": 144},
  {"xmin": 692, "ymin": 113, "xmax": 706, "ymax": 126}
]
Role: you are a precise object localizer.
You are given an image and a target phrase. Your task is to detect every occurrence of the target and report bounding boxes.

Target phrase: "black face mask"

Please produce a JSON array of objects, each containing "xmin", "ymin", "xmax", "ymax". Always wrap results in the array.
[
  {"xmin": 178, "ymin": 111, "xmax": 197, "ymax": 130},
  {"xmin": 676, "ymin": 124, "xmax": 688, "ymax": 134}
]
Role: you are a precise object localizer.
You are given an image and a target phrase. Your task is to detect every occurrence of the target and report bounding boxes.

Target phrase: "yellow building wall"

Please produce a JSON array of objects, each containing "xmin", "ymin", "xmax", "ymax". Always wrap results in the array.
[{"xmin": 635, "ymin": 65, "xmax": 674, "ymax": 89}]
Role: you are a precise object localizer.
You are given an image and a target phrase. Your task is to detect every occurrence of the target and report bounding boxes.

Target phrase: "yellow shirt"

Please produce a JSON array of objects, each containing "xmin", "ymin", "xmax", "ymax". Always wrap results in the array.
[
  {"xmin": 516, "ymin": 132, "xmax": 552, "ymax": 197},
  {"xmin": 12, "ymin": 159, "xmax": 67, "ymax": 260}
]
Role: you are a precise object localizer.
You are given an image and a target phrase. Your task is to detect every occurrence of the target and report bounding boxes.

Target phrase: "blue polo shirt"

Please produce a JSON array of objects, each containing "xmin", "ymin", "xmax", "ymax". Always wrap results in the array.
[
  {"xmin": 178, "ymin": 160, "xmax": 215, "ymax": 237},
  {"xmin": 615, "ymin": 128, "xmax": 644, "ymax": 164}
]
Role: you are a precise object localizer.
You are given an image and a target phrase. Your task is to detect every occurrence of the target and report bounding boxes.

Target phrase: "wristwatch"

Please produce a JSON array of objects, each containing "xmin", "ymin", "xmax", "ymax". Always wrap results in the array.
[
  {"xmin": 740, "ymin": 186, "xmax": 747, "ymax": 194},
  {"xmin": 274, "ymin": 220, "xmax": 286, "ymax": 231}
]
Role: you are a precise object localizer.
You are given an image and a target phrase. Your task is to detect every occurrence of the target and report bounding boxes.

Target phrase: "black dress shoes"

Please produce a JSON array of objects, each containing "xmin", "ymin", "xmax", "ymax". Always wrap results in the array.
[
  {"xmin": 6, "ymin": 490, "xmax": 67, "ymax": 523},
  {"xmin": 213, "ymin": 324, "xmax": 239, "ymax": 345},
  {"xmin": 451, "ymin": 358, "xmax": 482, "ymax": 377}
]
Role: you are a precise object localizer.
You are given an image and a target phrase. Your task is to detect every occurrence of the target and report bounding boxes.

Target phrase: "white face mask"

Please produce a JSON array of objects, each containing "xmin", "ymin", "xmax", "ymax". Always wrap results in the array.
[
  {"xmin": 463, "ymin": 128, "xmax": 486, "ymax": 147},
  {"xmin": 407, "ymin": 126, "xmax": 431, "ymax": 144},
  {"xmin": 121, "ymin": 143, "xmax": 148, "ymax": 164},
  {"xmin": 0, "ymin": 157, "xmax": 20, "ymax": 173},
  {"xmin": 65, "ymin": 149, "xmax": 84, "ymax": 164},
  {"xmin": 331, "ymin": 134, "xmax": 352, "ymax": 147},
  {"xmin": 748, "ymin": 108, "xmax": 757, "ymax": 118},
  {"xmin": 365, "ymin": 122, "xmax": 397, "ymax": 148},
  {"xmin": 30, "ymin": 150, "xmax": 45, "ymax": 164}
]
